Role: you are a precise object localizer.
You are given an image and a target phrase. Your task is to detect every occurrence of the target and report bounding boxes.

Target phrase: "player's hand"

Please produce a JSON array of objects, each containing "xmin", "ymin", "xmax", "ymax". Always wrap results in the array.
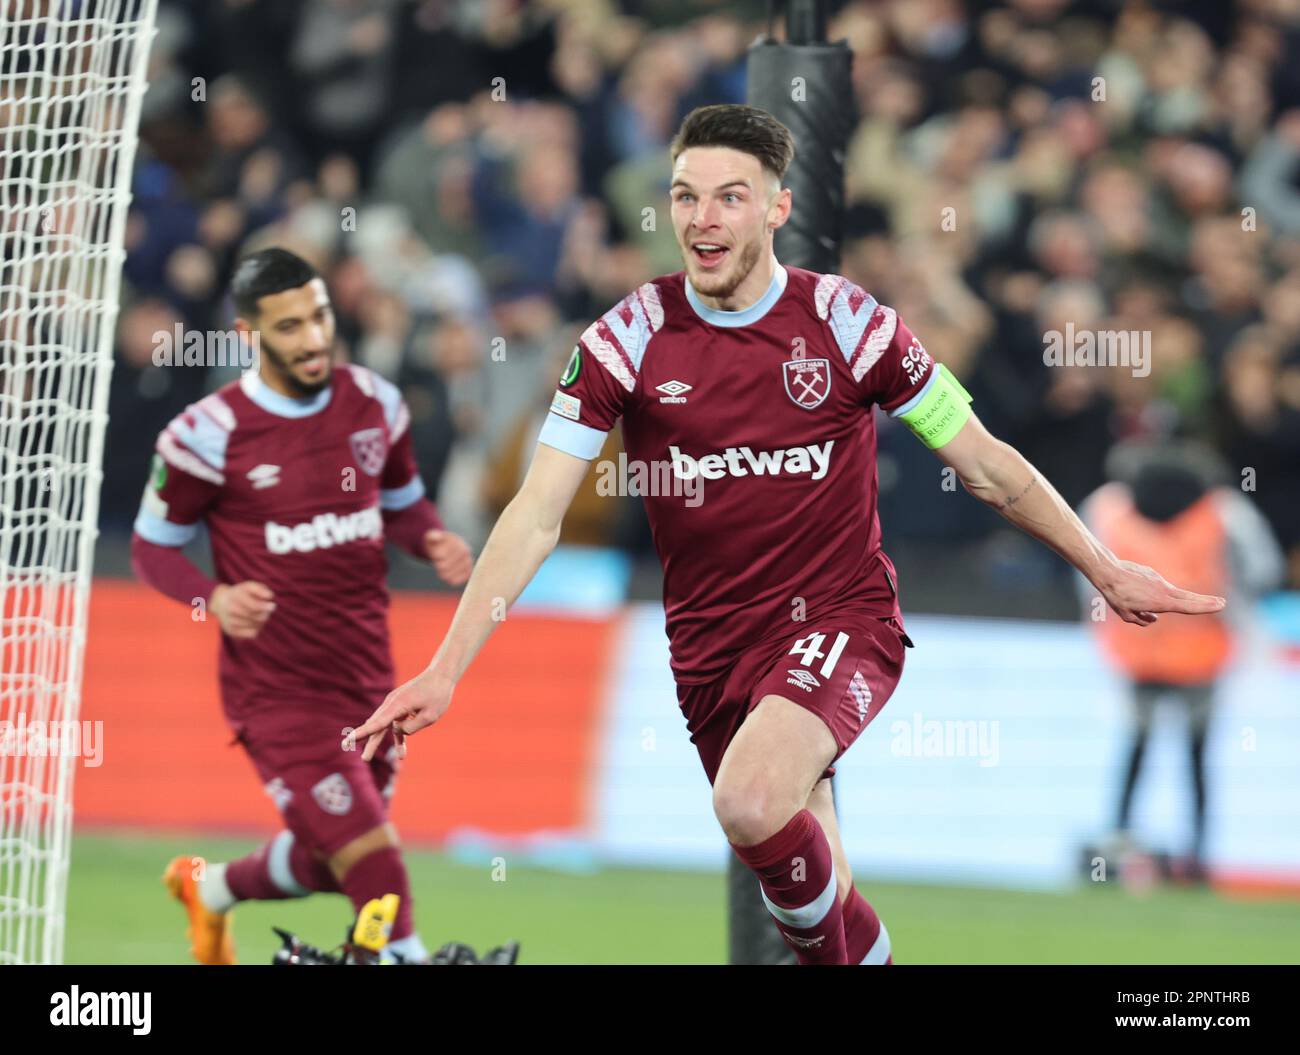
[
  {"xmin": 353, "ymin": 667, "xmax": 455, "ymax": 761},
  {"xmin": 424, "ymin": 529, "xmax": 472, "ymax": 587},
  {"xmin": 1095, "ymin": 560, "xmax": 1225, "ymax": 626},
  {"xmin": 209, "ymin": 581, "xmax": 276, "ymax": 639}
]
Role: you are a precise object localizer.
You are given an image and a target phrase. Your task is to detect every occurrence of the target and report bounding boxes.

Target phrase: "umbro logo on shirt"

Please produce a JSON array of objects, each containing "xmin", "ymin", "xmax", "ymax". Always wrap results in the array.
[
  {"xmin": 656, "ymin": 379, "xmax": 691, "ymax": 404},
  {"xmin": 246, "ymin": 464, "xmax": 281, "ymax": 490}
]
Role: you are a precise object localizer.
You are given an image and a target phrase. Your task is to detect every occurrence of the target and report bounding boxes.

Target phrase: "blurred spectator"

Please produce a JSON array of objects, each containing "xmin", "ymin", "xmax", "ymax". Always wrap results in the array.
[
  {"xmin": 288, "ymin": 0, "xmax": 402, "ymax": 176},
  {"xmin": 482, "ymin": 328, "xmax": 632, "ymax": 548},
  {"xmin": 1080, "ymin": 442, "xmax": 1284, "ymax": 878},
  {"xmin": 101, "ymin": 300, "xmax": 207, "ymax": 531},
  {"xmin": 1218, "ymin": 326, "xmax": 1300, "ymax": 584}
]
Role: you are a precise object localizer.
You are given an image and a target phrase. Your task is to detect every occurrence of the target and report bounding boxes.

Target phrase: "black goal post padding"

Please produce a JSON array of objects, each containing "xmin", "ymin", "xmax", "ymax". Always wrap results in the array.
[
  {"xmin": 747, "ymin": 1, "xmax": 857, "ymax": 275},
  {"xmin": 729, "ymin": 0, "xmax": 857, "ymax": 967}
]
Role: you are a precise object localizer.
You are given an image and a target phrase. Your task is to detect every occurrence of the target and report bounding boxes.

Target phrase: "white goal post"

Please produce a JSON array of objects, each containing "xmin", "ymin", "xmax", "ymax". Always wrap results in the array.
[{"xmin": 0, "ymin": 0, "xmax": 156, "ymax": 964}]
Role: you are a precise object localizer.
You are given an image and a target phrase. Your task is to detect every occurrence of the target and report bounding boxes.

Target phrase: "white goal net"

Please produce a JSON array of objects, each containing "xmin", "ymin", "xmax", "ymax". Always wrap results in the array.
[{"xmin": 0, "ymin": 0, "xmax": 156, "ymax": 964}]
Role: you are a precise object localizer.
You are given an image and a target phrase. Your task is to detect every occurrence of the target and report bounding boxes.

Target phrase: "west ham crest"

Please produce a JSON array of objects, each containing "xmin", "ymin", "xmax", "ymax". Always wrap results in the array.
[
  {"xmin": 311, "ymin": 773, "xmax": 353, "ymax": 816},
  {"xmin": 783, "ymin": 358, "xmax": 831, "ymax": 410},
  {"xmin": 349, "ymin": 427, "xmax": 386, "ymax": 476}
]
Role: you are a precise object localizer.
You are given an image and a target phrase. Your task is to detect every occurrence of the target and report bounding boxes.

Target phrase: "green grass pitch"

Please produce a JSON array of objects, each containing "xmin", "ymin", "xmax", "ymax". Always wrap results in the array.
[{"xmin": 65, "ymin": 831, "xmax": 1300, "ymax": 965}]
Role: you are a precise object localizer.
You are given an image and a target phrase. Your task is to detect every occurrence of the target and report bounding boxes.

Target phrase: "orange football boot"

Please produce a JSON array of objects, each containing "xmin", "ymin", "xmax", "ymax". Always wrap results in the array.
[{"xmin": 162, "ymin": 855, "xmax": 236, "ymax": 965}]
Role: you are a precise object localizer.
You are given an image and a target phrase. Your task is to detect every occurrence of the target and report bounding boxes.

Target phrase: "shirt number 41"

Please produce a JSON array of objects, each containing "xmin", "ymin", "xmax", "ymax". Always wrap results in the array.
[{"xmin": 789, "ymin": 631, "xmax": 849, "ymax": 679}]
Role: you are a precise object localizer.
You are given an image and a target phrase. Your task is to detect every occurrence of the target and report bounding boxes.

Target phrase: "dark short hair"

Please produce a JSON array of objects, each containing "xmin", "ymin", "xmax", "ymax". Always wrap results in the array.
[
  {"xmin": 670, "ymin": 104, "xmax": 795, "ymax": 183},
  {"xmin": 230, "ymin": 248, "xmax": 319, "ymax": 318}
]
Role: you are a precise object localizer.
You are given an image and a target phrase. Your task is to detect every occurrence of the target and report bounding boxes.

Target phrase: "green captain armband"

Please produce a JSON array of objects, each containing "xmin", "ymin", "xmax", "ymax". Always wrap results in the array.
[{"xmin": 891, "ymin": 364, "xmax": 973, "ymax": 449}]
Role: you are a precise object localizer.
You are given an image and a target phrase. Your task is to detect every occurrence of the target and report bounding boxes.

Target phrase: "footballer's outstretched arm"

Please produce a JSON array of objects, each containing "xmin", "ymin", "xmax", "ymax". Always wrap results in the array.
[
  {"xmin": 354, "ymin": 441, "xmax": 592, "ymax": 759},
  {"xmin": 933, "ymin": 412, "xmax": 1226, "ymax": 625}
]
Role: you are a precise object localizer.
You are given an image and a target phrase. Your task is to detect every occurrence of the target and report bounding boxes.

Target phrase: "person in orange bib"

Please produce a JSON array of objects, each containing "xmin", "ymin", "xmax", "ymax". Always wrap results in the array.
[{"xmin": 1081, "ymin": 444, "xmax": 1283, "ymax": 880}]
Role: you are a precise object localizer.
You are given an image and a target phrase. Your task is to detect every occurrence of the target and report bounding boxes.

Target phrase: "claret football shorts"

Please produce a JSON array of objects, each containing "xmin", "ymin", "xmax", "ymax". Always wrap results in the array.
[
  {"xmin": 232, "ymin": 710, "xmax": 400, "ymax": 857},
  {"xmin": 676, "ymin": 612, "xmax": 909, "ymax": 785}
]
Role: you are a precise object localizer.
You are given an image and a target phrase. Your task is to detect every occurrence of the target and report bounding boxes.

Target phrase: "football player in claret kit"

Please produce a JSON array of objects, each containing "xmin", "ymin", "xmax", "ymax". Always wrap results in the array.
[
  {"xmin": 352, "ymin": 105, "xmax": 1225, "ymax": 964},
  {"xmin": 131, "ymin": 249, "xmax": 473, "ymax": 964}
]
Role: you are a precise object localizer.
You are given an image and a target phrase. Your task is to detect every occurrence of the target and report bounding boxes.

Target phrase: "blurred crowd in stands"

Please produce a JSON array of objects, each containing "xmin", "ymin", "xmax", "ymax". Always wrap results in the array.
[{"xmin": 103, "ymin": 0, "xmax": 1300, "ymax": 600}]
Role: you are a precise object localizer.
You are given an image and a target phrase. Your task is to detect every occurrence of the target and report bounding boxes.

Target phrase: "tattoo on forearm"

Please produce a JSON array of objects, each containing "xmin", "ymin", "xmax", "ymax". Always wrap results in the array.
[{"xmin": 996, "ymin": 475, "xmax": 1038, "ymax": 511}]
